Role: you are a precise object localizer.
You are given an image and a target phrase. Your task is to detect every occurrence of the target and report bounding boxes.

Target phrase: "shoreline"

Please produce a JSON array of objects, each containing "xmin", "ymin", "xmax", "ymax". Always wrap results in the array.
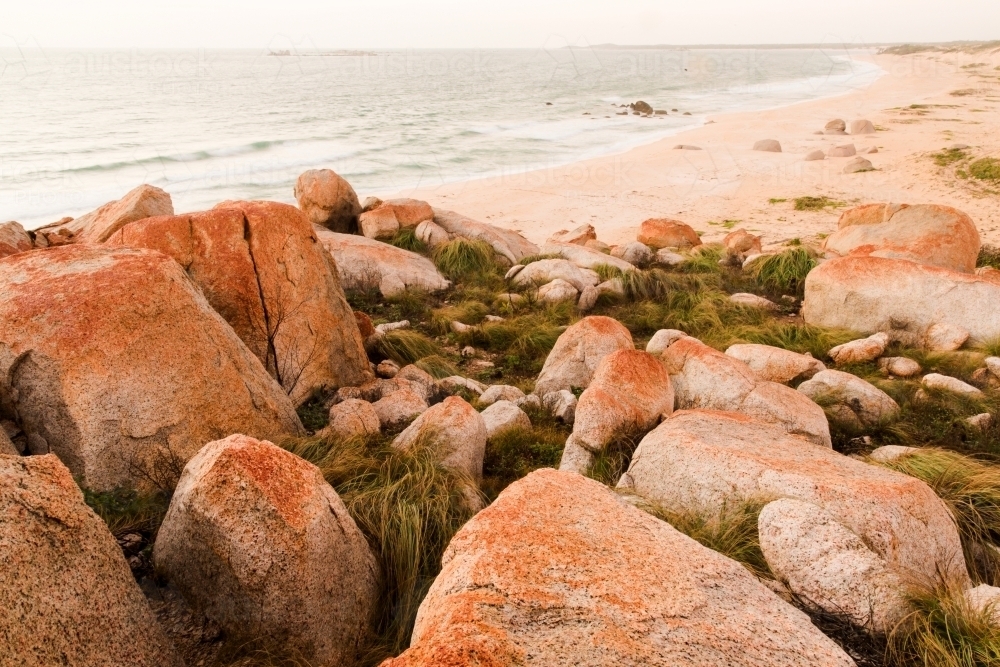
[{"xmin": 394, "ymin": 50, "xmax": 1000, "ymax": 248}]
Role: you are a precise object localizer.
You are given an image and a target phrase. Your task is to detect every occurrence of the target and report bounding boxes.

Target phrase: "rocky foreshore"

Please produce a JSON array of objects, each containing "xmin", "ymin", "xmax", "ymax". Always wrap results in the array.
[{"xmin": 5, "ymin": 162, "xmax": 1000, "ymax": 667}]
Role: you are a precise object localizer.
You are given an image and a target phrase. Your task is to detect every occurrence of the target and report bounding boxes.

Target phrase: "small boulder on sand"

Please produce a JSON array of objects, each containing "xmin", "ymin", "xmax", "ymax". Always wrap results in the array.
[
  {"xmin": 804, "ymin": 150, "xmax": 826, "ymax": 161},
  {"xmin": 154, "ymin": 436, "xmax": 378, "ymax": 667},
  {"xmin": 2, "ymin": 454, "xmax": 182, "ymax": 667},
  {"xmin": 383, "ymin": 468, "xmax": 855, "ymax": 667},
  {"xmin": 547, "ymin": 224, "xmax": 596, "ymax": 246},
  {"xmin": 850, "ymin": 119, "xmax": 877, "ymax": 135},
  {"xmin": 753, "ymin": 139, "xmax": 782, "ymax": 152},
  {"xmin": 637, "ymin": 218, "xmax": 701, "ymax": 249},
  {"xmin": 797, "ymin": 369, "xmax": 900, "ymax": 430},
  {"xmin": 294, "ymin": 168, "xmax": 362, "ymax": 233},
  {"xmin": 534, "ymin": 316, "xmax": 634, "ymax": 396},
  {"xmin": 825, "ymin": 119, "xmax": 847, "ymax": 134},
  {"xmin": 827, "ymin": 144, "xmax": 857, "ymax": 158},
  {"xmin": 359, "ymin": 199, "xmax": 434, "ymax": 239},
  {"xmin": 36, "ymin": 184, "xmax": 173, "ymax": 243},
  {"xmin": 843, "ymin": 157, "xmax": 874, "ymax": 173},
  {"xmin": 725, "ymin": 344, "xmax": 826, "ymax": 384},
  {"xmin": 392, "ymin": 396, "xmax": 487, "ymax": 481}
]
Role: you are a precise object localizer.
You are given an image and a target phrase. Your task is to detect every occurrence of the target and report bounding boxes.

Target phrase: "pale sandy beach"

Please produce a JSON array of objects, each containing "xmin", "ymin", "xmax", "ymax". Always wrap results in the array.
[{"xmin": 394, "ymin": 49, "xmax": 1000, "ymax": 250}]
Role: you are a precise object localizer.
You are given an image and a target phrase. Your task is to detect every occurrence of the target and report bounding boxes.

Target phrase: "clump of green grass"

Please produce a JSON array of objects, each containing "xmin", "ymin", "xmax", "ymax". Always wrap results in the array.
[
  {"xmin": 978, "ymin": 246, "xmax": 1000, "ymax": 271},
  {"xmin": 481, "ymin": 419, "xmax": 569, "ymax": 501},
  {"xmin": 431, "ymin": 300, "xmax": 489, "ymax": 333},
  {"xmin": 794, "ymin": 196, "xmax": 844, "ymax": 211},
  {"xmin": 517, "ymin": 253, "xmax": 562, "ymax": 265},
  {"xmin": 743, "ymin": 248, "xmax": 817, "ymax": 296},
  {"xmin": 432, "ymin": 239, "xmax": 500, "ymax": 282},
  {"xmin": 83, "ymin": 486, "xmax": 170, "ymax": 538},
  {"xmin": 934, "ymin": 148, "xmax": 970, "ymax": 166},
  {"xmin": 456, "ymin": 305, "xmax": 573, "ymax": 381},
  {"xmin": 768, "ymin": 197, "xmax": 788, "ymax": 204},
  {"xmin": 969, "ymin": 158, "xmax": 1000, "ymax": 182},
  {"xmin": 872, "ymin": 448, "xmax": 1000, "ymax": 584},
  {"xmin": 587, "ymin": 434, "xmax": 642, "ymax": 486},
  {"xmin": 594, "ymin": 265, "xmax": 674, "ymax": 301},
  {"xmin": 413, "ymin": 354, "xmax": 459, "ymax": 379},
  {"xmin": 642, "ymin": 499, "xmax": 773, "ymax": 580},
  {"xmin": 388, "ymin": 227, "xmax": 428, "ymax": 254},
  {"xmin": 282, "ymin": 433, "xmax": 479, "ymax": 662},
  {"xmin": 887, "ymin": 581, "xmax": 1000, "ymax": 667},
  {"xmin": 296, "ymin": 393, "xmax": 330, "ymax": 432},
  {"xmin": 678, "ymin": 245, "xmax": 725, "ymax": 274},
  {"xmin": 372, "ymin": 329, "xmax": 441, "ymax": 366},
  {"xmin": 720, "ymin": 322, "xmax": 857, "ymax": 360}
]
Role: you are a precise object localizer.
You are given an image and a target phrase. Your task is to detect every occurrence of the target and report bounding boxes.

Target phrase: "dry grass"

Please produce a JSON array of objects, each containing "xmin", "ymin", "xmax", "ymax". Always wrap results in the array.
[
  {"xmin": 432, "ymin": 239, "xmax": 501, "ymax": 282},
  {"xmin": 743, "ymin": 248, "xmax": 817, "ymax": 296},
  {"xmin": 371, "ymin": 329, "xmax": 442, "ymax": 366}
]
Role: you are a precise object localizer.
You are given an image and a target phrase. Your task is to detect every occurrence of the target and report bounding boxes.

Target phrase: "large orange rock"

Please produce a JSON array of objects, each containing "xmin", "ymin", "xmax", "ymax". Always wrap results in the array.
[
  {"xmin": 36, "ymin": 184, "xmax": 174, "ymax": 243},
  {"xmin": 0, "ymin": 245, "xmax": 303, "ymax": 491},
  {"xmin": 294, "ymin": 168, "xmax": 362, "ymax": 233},
  {"xmin": 0, "ymin": 221, "xmax": 33, "ymax": 259},
  {"xmin": 803, "ymin": 255, "xmax": 1000, "ymax": 345},
  {"xmin": 154, "ymin": 435, "xmax": 378, "ymax": 667},
  {"xmin": 637, "ymin": 218, "xmax": 701, "ymax": 249},
  {"xmin": 822, "ymin": 203, "xmax": 980, "ymax": 273},
  {"xmin": 108, "ymin": 200, "xmax": 372, "ymax": 405},
  {"xmin": 1, "ymin": 454, "xmax": 182, "ymax": 666},
  {"xmin": 382, "ymin": 468, "xmax": 854, "ymax": 667}
]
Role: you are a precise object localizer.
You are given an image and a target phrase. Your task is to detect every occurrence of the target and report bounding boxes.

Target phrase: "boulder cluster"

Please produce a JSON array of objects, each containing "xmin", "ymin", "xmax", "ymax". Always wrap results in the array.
[{"xmin": 3, "ymin": 169, "xmax": 1000, "ymax": 666}]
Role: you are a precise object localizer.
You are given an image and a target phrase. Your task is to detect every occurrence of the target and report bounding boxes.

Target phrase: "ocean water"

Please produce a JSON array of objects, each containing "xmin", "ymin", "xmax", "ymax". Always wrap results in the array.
[{"xmin": 0, "ymin": 47, "xmax": 882, "ymax": 228}]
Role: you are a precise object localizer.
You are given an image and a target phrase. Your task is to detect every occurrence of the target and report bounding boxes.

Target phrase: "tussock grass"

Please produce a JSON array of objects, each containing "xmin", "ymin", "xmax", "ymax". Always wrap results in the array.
[
  {"xmin": 643, "ymin": 499, "xmax": 773, "ymax": 580},
  {"xmin": 588, "ymin": 434, "xmax": 642, "ymax": 487},
  {"xmin": 372, "ymin": 329, "xmax": 441, "ymax": 366},
  {"xmin": 872, "ymin": 448, "xmax": 1000, "ymax": 585},
  {"xmin": 83, "ymin": 487, "xmax": 169, "ymax": 538},
  {"xmin": 432, "ymin": 239, "xmax": 500, "ymax": 281},
  {"xmin": 794, "ymin": 196, "xmax": 844, "ymax": 211},
  {"xmin": 431, "ymin": 300, "xmax": 489, "ymax": 333},
  {"xmin": 678, "ymin": 245, "xmax": 725, "ymax": 274},
  {"xmin": 719, "ymin": 322, "xmax": 856, "ymax": 360},
  {"xmin": 388, "ymin": 227, "xmax": 428, "ymax": 254},
  {"xmin": 481, "ymin": 418, "xmax": 570, "ymax": 501},
  {"xmin": 969, "ymin": 158, "xmax": 1000, "ymax": 182},
  {"xmin": 743, "ymin": 248, "xmax": 817, "ymax": 296},
  {"xmin": 282, "ymin": 433, "xmax": 479, "ymax": 662},
  {"xmin": 934, "ymin": 148, "xmax": 970, "ymax": 166},
  {"xmin": 887, "ymin": 581, "xmax": 1000, "ymax": 667},
  {"xmin": 413, "ymin": 355, "xmax": 459, "ymax": 379},
  {"xmin": 594, "ymin": 265, "xmax": 673, "ymax": 301},
  {"xmin": 517, "ymin": 253, "xmax": 562, "ymax": 265}
]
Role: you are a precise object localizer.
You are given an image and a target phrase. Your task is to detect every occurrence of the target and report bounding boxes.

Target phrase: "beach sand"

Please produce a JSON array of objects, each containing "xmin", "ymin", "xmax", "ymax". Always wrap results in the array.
[{"xmin": 393, "ymin": 50, "xmax": 1000, "ymax": 250}]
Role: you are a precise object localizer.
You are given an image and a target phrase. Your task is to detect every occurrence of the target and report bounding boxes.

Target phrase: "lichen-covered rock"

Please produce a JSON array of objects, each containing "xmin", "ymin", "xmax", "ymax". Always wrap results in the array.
[
  {"xmin": 38, "ymin": 184, "xmax": 173, "ymax": 243},
  {"xmin": 0, "ymin": 245, "xmax": 303, "ymax": 491},
  {"xmin": 804, "ymin": 256, "xmax": 1000, "ymax": 344},
  {"xmin": 108, "ymin": 200, "xmax": 372, "ymax": 405},
  {"xmin": 725, "ymin": 344, "xmax": 825, "ymax": 384},
  {"xmin": 2, "ymin": 454, "xmax": 182, "ymax": 667},
  {"xmin": 619, "ymin": 410, "xmax": 970, "ymax": 597},
  {"xmin": 481, "ymin": 401, "xmax": 532, "ymax": 440},
  {"xmin": 823, "ymin": 204, "xmax": 980, "ymax": 273},
  {"xmin": 381, "ymin": 469, "xmax": 854, "ymax": 667},
  {"xmin": 645, "ymin": 329, "xmax": 689, "ymax": 356},
  {"xmin": 759, "ymin": 498, "xmax": 906, "ymax": 631},
  {"xmin": 661, "ymin": 336, "xmax": 831, "ymax": 446},
  {"xmin": 294, "ymin": 168, "xmax": 362, "ymax": 233},
  {"xmin": 547, "ymin": 224, "xmax": 596, "ymax": 246},
  {"xmin": 571, "ymin": 349, "xmax": 673, "ymax": 453},
  {"xmin": 392, "ymin": 396, "xmax": 487, "ymax": 481},
  {"xmin": 637, "ymin": 218, "xmax": 701, "ymax": 249},
  {"xmin": 798, "ymin": 370, "xmax": 900, "ymax": 430},
  {"xmin": 154, "ymin": 435, "xmax": 378, "ymax": 667},
  {"xmin": 0, "ymin": 221, "xmax": 33, "ymax": 259},
  {"xmin": 534, "ymin": 316, "xmax": 634, "ymax": 396},
  {"xmin": 723, "ymin": 229, "xmax": 762, "ymax": 264}
]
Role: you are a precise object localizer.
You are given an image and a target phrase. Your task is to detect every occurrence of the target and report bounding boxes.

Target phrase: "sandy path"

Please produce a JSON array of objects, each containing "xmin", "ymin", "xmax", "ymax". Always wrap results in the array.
[{"xmin": 390, "ymin": 50, "xmax": 1000, "ymax": 249}]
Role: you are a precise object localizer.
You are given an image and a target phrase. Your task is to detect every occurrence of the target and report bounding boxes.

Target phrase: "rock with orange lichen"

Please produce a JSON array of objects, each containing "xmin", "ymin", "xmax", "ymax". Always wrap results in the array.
[
  {"xmin": 723, "ymin": 228, "xmax": 762, "ymax": 264},
  {"xmin": 533, "ymin": 316, "xmax": 634, "ymax": 397},
  {"xmin": 636, "ymin": 217, "xmax": 702, "ymax": 249},
  {"xmin": 154, "ymin": 435, "xmax": 378, "ymax": 667},
  {"xmin": 569, "ymin": 349, "xmax": 673, "ymax": 454},
  {"xmin": 0, "ymin": 245, "xmax": 303, "ymax": 491},
  {"xmin": 36, "ymin": 184, "xmax": 174, "ymax": 243},
  {"xmin": 294, "ymin": 168, "xmax": 362, "ymax": 233},
  {"xmin": 1, "ymin": 454, "xmax": 183, "ymax": 667},
  {"xmin": 803, "ymin": 255, "xmax": 1000, "ymax": 344},
  {"xmin": 725, "ymin": 343, "xmax": 825, "ymax": 384},
  {"xmin": 380, "ymin": 468, "xmax": 854, "ymax": 667},
  {"xmin": 107, "ymin": 200, "xmax": 372, "ymax": 406},
  {"xmin": 661, "ymin": 336, "xmax": 831, "ymax": 446},
  {"xmin": 0, "ymin": 221, "xmax": 33, "ymax": 259},
  {"xmin": 314, "ymin": 226, "xmax": 450, "ymax": 297},
  {"xmin": 822, "ymin": 203, "xmax": 980, "ymax": 273},
  {"xmin": 618, "ymin": 410, "xmax": 969, "ymax": 625}
]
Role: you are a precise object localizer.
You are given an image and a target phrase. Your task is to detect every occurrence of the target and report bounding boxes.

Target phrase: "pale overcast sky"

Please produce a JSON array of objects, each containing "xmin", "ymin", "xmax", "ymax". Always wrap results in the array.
[{"xmin": 3, "ymin": 0, "xmax": 998, "ymax": 49}]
